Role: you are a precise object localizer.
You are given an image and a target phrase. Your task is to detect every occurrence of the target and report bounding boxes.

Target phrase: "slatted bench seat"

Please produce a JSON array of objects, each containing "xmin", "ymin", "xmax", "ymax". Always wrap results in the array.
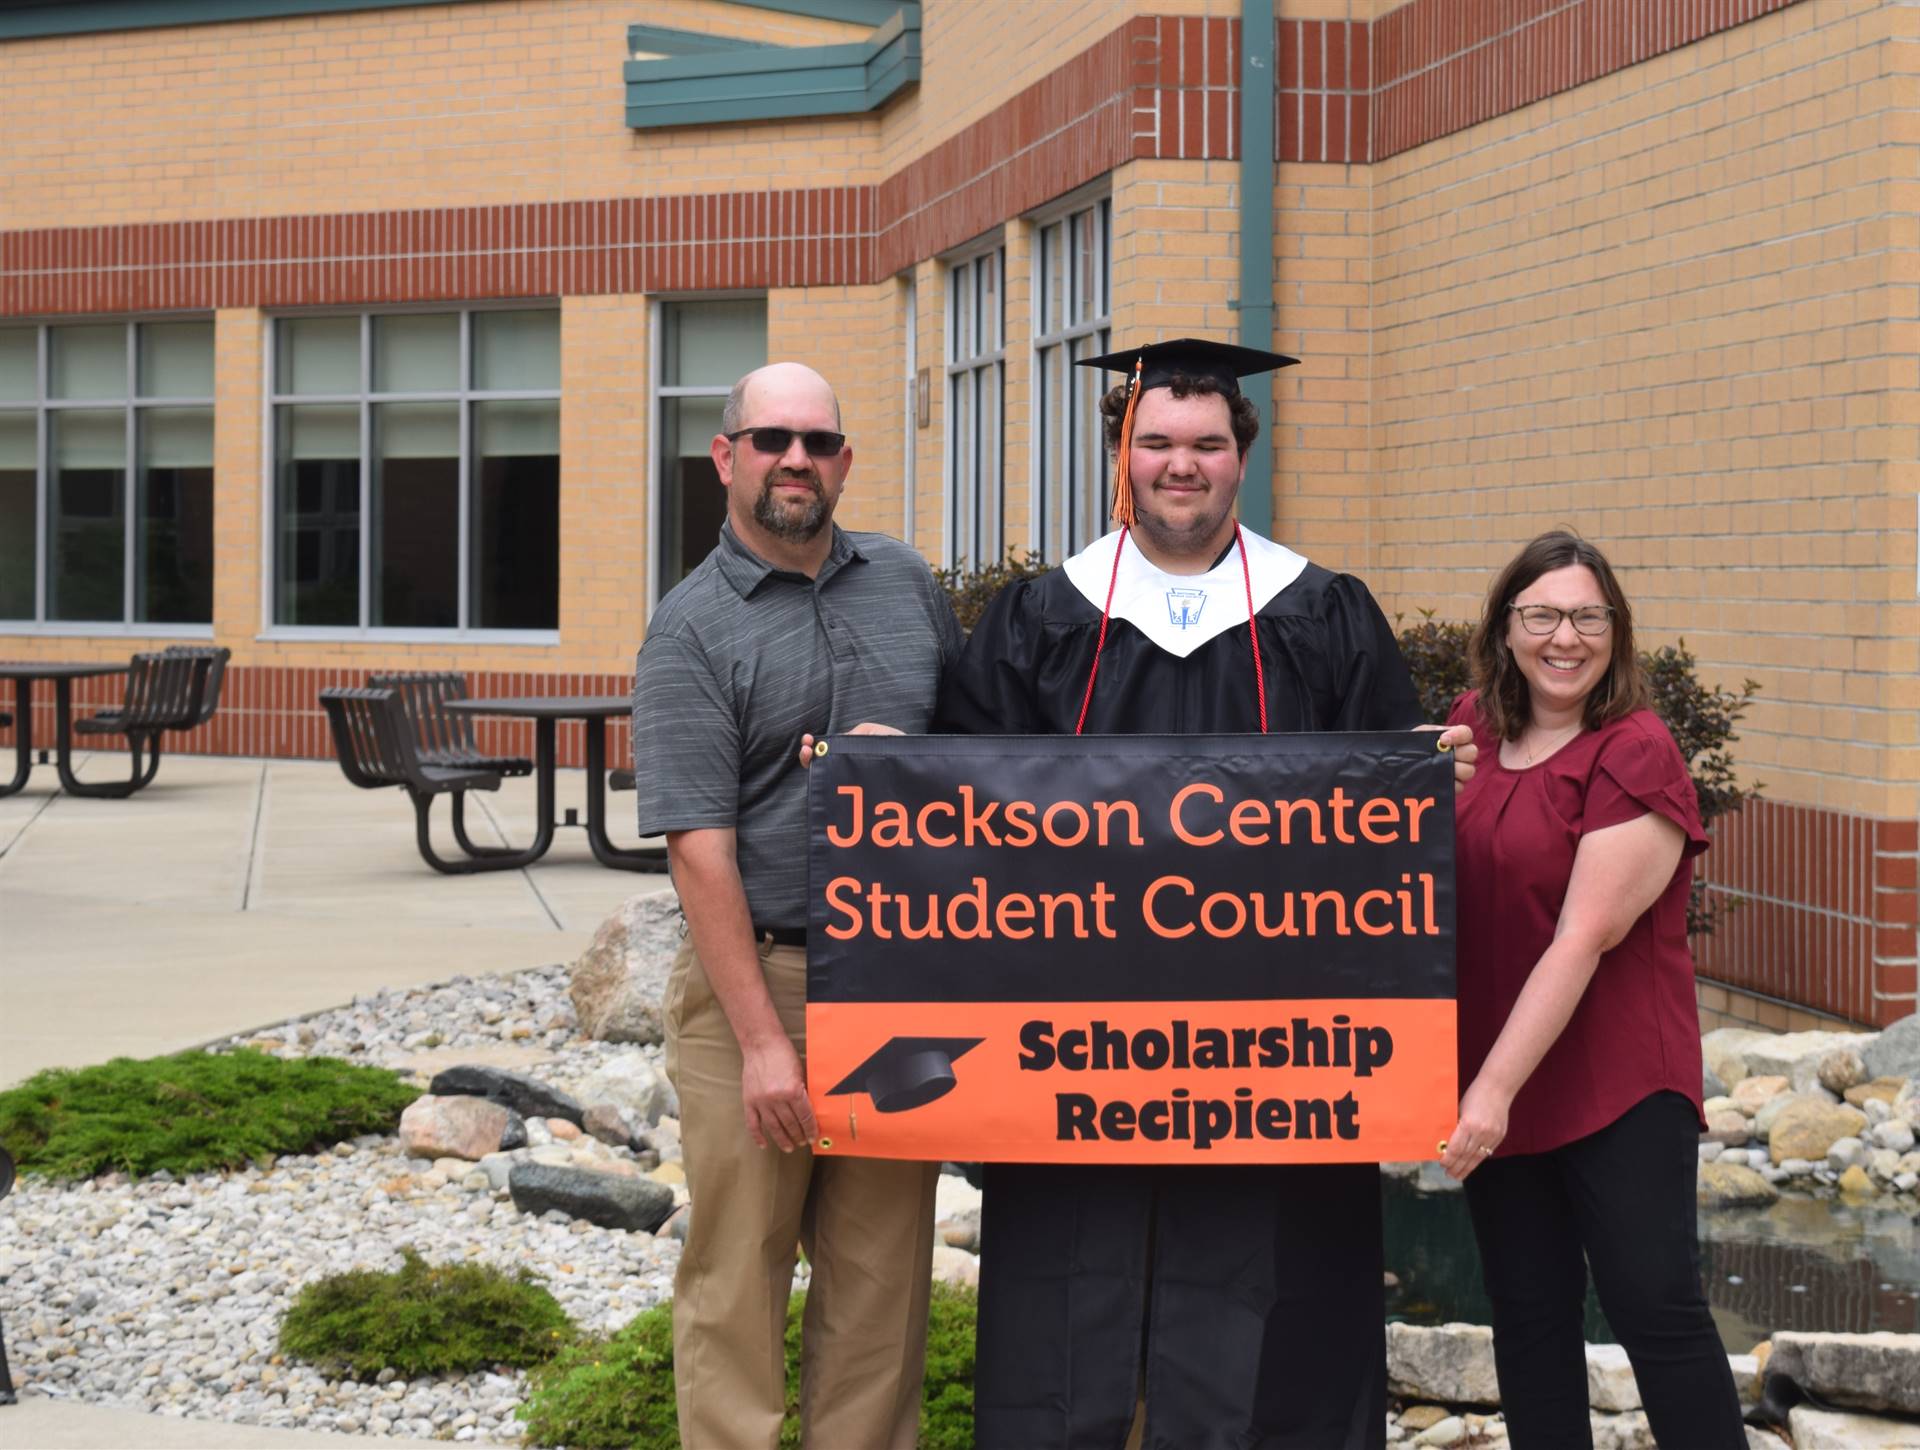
[{"xmin": 319, "ymin": 686, "xmax": 542, "ymax": 874}]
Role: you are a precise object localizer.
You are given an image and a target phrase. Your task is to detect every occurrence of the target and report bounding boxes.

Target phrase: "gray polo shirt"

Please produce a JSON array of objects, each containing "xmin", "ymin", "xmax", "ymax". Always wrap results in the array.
[{"xmin": 633, "ymin": 519, "xmax": 963, "ymax": 928}]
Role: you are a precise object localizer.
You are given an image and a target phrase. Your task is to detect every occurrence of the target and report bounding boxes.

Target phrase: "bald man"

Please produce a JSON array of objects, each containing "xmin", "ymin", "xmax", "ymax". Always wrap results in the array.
[{"xmin": 633, "ymin": 363, "xmax": 963, "ymax": 1449}]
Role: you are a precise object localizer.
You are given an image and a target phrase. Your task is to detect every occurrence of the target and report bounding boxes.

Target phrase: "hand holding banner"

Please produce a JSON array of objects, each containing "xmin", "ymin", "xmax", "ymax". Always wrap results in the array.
[{"xmin": 806, "ymin": 732, "xmax": 1456, "ymax": 1165}]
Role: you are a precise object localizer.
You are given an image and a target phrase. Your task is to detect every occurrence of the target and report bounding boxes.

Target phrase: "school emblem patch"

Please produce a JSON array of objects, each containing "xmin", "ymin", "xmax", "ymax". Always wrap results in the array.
[{"xmin": 1165, "ymin": 588, "xmax": 1206, "ymax": 630}]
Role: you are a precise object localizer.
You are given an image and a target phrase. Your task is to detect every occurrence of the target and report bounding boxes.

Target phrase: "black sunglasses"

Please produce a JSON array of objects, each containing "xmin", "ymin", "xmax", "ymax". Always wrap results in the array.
[{"xmin": 725, "ymin": 427, "xmax": 846, "ymax": 458}]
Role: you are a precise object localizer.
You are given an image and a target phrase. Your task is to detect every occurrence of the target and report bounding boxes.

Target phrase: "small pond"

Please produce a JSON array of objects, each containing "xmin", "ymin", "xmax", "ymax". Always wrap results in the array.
[{"xmin": 1382, "ymin": 1172, "xmax": 1920, "ymax": 1353}]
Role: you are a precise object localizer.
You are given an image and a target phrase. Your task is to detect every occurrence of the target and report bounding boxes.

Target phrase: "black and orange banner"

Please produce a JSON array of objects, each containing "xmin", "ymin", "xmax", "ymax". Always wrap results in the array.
[{"xmin": 805, "ymin": 733, "xmax": 1456, "ymax": 1165}]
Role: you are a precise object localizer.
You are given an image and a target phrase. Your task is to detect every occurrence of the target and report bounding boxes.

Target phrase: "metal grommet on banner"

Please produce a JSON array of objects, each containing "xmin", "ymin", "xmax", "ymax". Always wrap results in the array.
[
  {"xmin": 1434, "ymin": 737, "xmax": 1453, "ymax": 753},
  {"xmin": 1436, "ymin": 1140, "xmax": 1449, "ymax": 1155},
  {"xmin": 814, "ymin": 740, "xmax": 830, "ymax": 758},
  {"xmin": 817, "ymin": 1137, "xmax": 834, "ymax": 1150}
]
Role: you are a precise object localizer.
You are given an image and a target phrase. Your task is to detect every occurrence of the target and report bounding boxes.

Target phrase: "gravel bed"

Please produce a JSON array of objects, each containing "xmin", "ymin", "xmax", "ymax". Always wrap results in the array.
[{"xmin": 0, "ymin": 963, "xmax": 682, "ymax": 1442}]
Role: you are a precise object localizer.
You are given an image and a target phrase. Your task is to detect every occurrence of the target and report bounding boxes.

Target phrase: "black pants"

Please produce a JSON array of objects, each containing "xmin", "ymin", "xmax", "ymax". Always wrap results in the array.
[{"xmin": 1462, "ymin": 1091, "xmax": 1745, "ymax": 1449}]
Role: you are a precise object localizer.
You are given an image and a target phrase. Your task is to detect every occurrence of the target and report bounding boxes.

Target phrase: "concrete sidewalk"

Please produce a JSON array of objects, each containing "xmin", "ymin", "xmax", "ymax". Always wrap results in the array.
[
  {"xmin": 0, "ymin": 750, "xmax": 672, "ymax": 1086},
  {"xmin": 0, "ymin": 750, "xmax": 677, "ymax": 1444}
]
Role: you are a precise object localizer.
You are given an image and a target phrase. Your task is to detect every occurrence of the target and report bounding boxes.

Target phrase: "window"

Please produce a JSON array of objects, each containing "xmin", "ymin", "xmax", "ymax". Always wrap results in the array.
[
  {"xmin": 269, "ymin": 308, "xmax": 559, "ymax": 633},
  {"xmin": 1033, "ymin": 198, "xmax": 1112, "ymax": 560},
  {"xmin": 0, "ymin": 320, "xmax": 214, "ymax": 626},
  {"xmin": 946, "ymin": 246, "xmax": 1005, "ymax": 566},
  {"xmin": 654, "ymin": 298, "xmax": 766, "ymax": 593}
]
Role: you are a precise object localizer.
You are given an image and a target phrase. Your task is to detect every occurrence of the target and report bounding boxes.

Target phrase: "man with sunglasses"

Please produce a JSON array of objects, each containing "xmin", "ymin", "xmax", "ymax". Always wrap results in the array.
[{"xmin": 633, "ymin": 360, "xmax": 963, "ymax": 1449}]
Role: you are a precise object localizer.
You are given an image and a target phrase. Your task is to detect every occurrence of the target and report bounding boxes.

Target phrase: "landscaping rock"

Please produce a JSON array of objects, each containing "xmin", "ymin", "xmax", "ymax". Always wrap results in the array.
[
  {"xmin": 1590, "ymin": 1410, "xmax": 1653, "ymax": 1450},
  {"xmin": 428, "ymin": 1064, "xmax": 585, "ymax": 1127},
  {"xmin": 1743, "ymin": 1031, "xmax": 1877, "ymax": 1088},
  {"xmin": 1399, "ymin": 1405, "xmax": 1450, "ymax": 1431},
  {"xmin": 1845, "ymin": 1078, "xmax": 1908, "ymax": 1110},
  {"xmin": 397, "ymin": 1095, "xmax": 512, "ymax": 1162},
  {"xmin": 1704, "ymin": 1064, "xmax": 1727, "ymax": 1100},
  {"xmin": 1585, "ymin": 1343, "xmax": 1640, "ymax": 1412},
  {"xmin": 1728, "ymin": 1352, "xmax": 1759, "ymax": 1404},
  {"xmin": 1387, "ymin": 1323, "xmax": 1500, "ymax": 1407},
  {"xmin": 1871, "ymin": 1120, "xmax": 1915, "ymax": 1154},
  {"xmin": 1412, "ymin": 1417, "xmax": 1464, "ymax": 1448},
  {"xmin": 582, "ymin": 1102, "xmax": 643, "ymax": 1150},
  {"xmin": 498, "ymin": 1110, "xmax": 527, "ymax": 1151},
  {"xmin": 1861, "ymin": 1013, "xmax": 1920, "ymax": 1083},
  {"xmin": 1838, "ymin": 1165, "xmax": 1875, "ymax": 1196},
  {"xmin": 1755, "ymin": 1091, "xmax": 1809, "ymax": 1140},
  {"xmin": 1705, "ymin": 1047, "xmax": 1751, "ymax": 1090},
  {"xmin": 1829, "ymin": 1137, "xmax": 1867, "ymax": 1171},
  {"xmin": 569, "ymin": 892, "xmax": 682, "ymax": 1045},
  {"xmin": 930, "ymin": 1244, "xmax": 979, "ymax": 1289},
  {"xmin": 577, "ymin": 1050, "xmax": 677, "ymax": 1125},
  {"xmin": 1703, "ymin": 1110, "xmax": 1751, "ymax": 1146},
  {"xmin": 1818, "ymin": 1048, "xmax": 1867, "ymax": 1096},
  {"xmin": 1770, "ymin": 1100, "xmax": 1869, "ymax": 1165},
  {"xmin": 1699, "ymin": 1160, "xmax": 1780, "ymax": 1208},
  {"xmin": 1732, "ymin": 1075, "xmax": 1791, "ymax": 1115},
  {"xmin": 1786, "ymin": 1405, "xmax": 1920, "ymax": 1448},
  {"xmin": 1767, "ymin": 1331, "xmax": 1920, "ymax": 1415},
  {"xmin": 506, "ymin": 1163, "xmax": 674, "ymax": 1234}
]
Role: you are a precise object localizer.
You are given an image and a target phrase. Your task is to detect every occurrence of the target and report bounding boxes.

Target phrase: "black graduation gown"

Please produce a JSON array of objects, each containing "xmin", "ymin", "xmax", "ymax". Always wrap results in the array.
[{"xmin": 935, "ymin": 554, "xmax": 1421, "ymax": 1450}]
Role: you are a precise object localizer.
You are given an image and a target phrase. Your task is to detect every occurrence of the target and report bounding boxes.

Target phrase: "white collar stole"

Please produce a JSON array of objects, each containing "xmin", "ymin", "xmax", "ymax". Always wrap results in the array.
[{"xmin": 1060, "ymin": 528, "xmax": 1310, "ymax": 658}]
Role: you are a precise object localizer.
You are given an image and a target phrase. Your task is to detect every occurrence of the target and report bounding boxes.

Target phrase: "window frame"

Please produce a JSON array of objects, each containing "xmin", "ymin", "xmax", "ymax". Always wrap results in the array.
[
  {"xmin": 1030, "ymin": 191, "xmax": 1112, "ymax": 562},
  {"xmin": 258, "ymin": 301, "xmax": 562, "ymax": 643},
  {"xmin": 0, "ymin": 315, "xmax": 217, "ymax": 637},
  {"xmin": 943, "ymin": 238, "xmax": 1007, "ymax": 568},
  {"xmin": 645, "ymin": 292, "xmax": 768, "ymax": 613}
]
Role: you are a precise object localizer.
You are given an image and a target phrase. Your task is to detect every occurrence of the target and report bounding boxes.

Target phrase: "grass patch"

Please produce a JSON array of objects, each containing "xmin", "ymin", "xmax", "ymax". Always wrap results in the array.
[
  {"xmin": 0, "ymin": 1048, "xmax": 419, "ymax": 1181},
  {"xmin": 518, "ymin": 1282, "xmax": 978, "ymax": 1448},
  {"xmin": 281, "ymin": 1249, "xmax": 575, "ymax": 1380}
]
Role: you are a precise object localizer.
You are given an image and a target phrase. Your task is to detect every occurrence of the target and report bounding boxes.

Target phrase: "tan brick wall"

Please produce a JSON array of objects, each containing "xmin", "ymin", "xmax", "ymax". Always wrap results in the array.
[
  {"xmin": 0, "ymin": 0, "xmax": 882, "ymax": 228},
  {"xmin": 556, "ymin": 291, "xmax": 650, "ymax": 671},
  {"xmin": 766, "ymin": 280, "xmax": 907, "ymax": 540},
  {"xmin": 211, "ymin": 309, "xmax": 265, "ymax": 652},
  {"xmin": 1364, "ymin": 0, "xmax": 1918, "ymax": 820},
  {"xmin": 909, "ymin": 257, "xmax": 946, "ymax": 560}
]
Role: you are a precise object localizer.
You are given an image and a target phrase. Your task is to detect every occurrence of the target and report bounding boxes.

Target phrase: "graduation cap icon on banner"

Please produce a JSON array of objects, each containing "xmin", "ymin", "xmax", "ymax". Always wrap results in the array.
[{"xmin": 826, "ymin": 1036, "xmax": 984, "ymax": 1113}]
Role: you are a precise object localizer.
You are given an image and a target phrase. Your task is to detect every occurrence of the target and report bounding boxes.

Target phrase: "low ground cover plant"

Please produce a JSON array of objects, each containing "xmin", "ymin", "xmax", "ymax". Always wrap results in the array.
[
  {"xmin": 280, "ymin": 1249, "xmax": 575, "ymax": 1379},
  {"xmin": 0, "ymin": 1047, "xmax": 418, "ymax": 1181},
  {"xmin": 518, "ymin": 1282, "xmax": 978, "ymax": 1448}
]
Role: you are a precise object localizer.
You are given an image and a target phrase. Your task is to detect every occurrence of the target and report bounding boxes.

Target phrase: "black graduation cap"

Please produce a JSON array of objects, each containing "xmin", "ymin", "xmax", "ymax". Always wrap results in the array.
[
  {"xmin": 1075, "ymin": 337, "xmax": 1300, "ymax": 397},
  {"xmin": 826, "ymin": 1036, "xmax": 984, "ymax": 1113}
]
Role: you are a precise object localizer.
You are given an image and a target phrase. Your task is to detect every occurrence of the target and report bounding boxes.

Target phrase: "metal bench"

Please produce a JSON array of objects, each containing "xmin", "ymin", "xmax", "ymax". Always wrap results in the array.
[
  {"xmin": 320, "ymin": 686, "xmax": 541, "ymax": 874},
  {"xmin": 67, "ymin": 650, "xmax": 213, "ymax": 797},
  {"xmin": 367, "ymin": 672, "xmax": 537, "ymax": 861},
  {"xmin": 368, "ymin": 671, "xmax": 534, "ymax": 776}
]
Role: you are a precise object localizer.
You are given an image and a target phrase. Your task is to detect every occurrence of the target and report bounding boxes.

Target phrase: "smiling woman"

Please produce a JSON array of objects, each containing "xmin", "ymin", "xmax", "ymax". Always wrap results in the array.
[{"xmin": 1442, "ymin": 530, "xmax": 1748, "ymax": 1447}]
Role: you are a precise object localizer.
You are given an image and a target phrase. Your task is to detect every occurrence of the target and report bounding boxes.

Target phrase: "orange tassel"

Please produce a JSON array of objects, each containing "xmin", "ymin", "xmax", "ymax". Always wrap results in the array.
[{"xmin": 1109, "ymin": 357, "xmax": 1143, "ymax": 528}]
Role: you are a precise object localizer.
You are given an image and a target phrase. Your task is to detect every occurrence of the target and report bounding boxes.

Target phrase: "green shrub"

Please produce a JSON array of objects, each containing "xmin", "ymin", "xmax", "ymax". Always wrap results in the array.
[
  {"xmin": 934, "ymin": 549, "xmax": 1050, "ymax": 633},
  {"xmin": 0, "ymin": 1048, "xmax": 420, "ymax": 1181},
  {"xmin": 280, "ymin": 1248, "xmax": 574, "ymax": 1380},
  {"xmin": 1393, "ymin": 619, "xmax": 1763, "ymax": 935},
  {"xmin": 519, "ymin": 1282, "xmax": 978, "ymax": 1449}
]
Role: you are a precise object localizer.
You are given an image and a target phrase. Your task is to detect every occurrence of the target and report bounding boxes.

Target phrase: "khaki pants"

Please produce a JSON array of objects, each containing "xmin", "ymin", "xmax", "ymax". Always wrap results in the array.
[{"xmin": 664, "ymin": 935, "xmax": 938, "ymax": 1450}]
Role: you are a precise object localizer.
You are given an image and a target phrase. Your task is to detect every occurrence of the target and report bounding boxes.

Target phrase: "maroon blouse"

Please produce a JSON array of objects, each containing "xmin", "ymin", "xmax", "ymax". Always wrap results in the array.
[{"xmin": 1446, "ymin": 694, "xmax": 1709, "ymax": 1157}]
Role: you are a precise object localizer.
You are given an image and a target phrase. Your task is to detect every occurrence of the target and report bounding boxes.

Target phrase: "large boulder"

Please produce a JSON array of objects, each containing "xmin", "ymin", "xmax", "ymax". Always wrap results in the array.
[
  {"xmin": 1386, "ymin": 1323, "xmax": 1500, "ymax": 1407},
  {"xmin": 1698, "ymin": 1160, "xmax": 1780, "ymax": 1209},
  {"xmin": 1862, "ymin": 1013, "xmax": 1920, "ymax": 1083},
  {"xmin": 1730, "ymin": 1075, "xmax": 1790, "ymax": 1115},
  {"xmin": 398, "ymin": 1095, "xmax": 513, "ymax": 1161},
  {"xmin": 429, "ymin": 1064, "xmax": 585, "ymax": 1127},
  {"xmin": 1755, "ymin": 1090, "xmax": 1820, "ymax": 1142},
  {"xmin": 1785, "ymin": 1406, "xmax": 1920, "ymax": 1449},
  {"xmin": 1742, "ymin": 1030, "xmax": 1879, "ymax": 1090},
  {"xmin": 1585, "ymin": 1343, "xmax": 1640, "ymax": 1412},
  {"xmin": 507, "ymin": 1162, "xmax": 676, "ymax": 1233},
  {"xmin": 578, "ymin": 1050, "xmax": 677, "ymax": 1126},
  {"xmin": 570, "ymin": 892, "xmax": 683, "ymax": 1044},
  {"xmin": 1770, "ymin": 1100, "xmax": 1869, "ymax": 1165},
  {"xmin": 1767, "ymin": 1332, "xmax": 1920, "ymax": 1415}
]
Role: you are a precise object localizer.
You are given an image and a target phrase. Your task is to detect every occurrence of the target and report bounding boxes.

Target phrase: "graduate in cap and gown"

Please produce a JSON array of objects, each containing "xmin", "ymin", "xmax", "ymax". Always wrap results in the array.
[{"xmin": 935, "ymin": 339, "xmax": 1478, "ymax": 1450}]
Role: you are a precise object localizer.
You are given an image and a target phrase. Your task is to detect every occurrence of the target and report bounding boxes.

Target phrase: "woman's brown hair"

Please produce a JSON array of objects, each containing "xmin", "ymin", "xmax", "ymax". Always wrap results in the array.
[{"xmin": 1469, "ymin": 531, "xmax": 1650, "ymax": 741}]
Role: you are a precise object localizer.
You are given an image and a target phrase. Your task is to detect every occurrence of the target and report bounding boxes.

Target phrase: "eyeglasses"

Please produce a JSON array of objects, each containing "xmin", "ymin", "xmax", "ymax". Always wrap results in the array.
[
  {"xmin": 1508, "ymin": 604, "xmax": 1615, "ymax": 636},
  {"xmin": 725, "ymin": 427, "xmax": 847, "ymax": 458}
]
